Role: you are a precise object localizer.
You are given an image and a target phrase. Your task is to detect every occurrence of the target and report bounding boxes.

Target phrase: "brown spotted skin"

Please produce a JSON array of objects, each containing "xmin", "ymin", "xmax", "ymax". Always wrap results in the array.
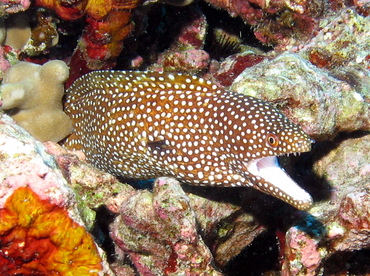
[{"xmin": 64, "ymin": 71, "xmax": 312, "ymax": 209}]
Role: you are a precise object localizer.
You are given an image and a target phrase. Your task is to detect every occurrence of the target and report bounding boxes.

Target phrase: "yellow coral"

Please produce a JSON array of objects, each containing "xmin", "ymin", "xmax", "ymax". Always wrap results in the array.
[{"xmin": 85, "ymin": 0, "xmax": 113, "ymax": 20}]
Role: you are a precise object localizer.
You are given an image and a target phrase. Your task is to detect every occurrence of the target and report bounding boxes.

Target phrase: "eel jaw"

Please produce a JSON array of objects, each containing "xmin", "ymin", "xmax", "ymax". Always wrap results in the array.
[{"xmin": 245, "ymin": 156, "xmax": 313, "ymax": 210}]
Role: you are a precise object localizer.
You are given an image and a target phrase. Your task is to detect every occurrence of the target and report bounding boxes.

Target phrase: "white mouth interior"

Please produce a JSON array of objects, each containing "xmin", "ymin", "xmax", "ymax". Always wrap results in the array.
[{"xmin": 246, "ymin": 156, "xmax": 312, "ymax": 207}]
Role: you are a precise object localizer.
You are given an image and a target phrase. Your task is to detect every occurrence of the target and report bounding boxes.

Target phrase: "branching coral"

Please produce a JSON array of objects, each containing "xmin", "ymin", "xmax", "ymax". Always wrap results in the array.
[{"xmin": 0, "ymin": 186, "xmax": 103, "ymax": 275}]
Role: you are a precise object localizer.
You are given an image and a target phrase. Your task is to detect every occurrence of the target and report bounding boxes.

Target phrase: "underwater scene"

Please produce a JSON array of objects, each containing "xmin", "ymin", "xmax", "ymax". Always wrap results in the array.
[{"xmin": 0, "ymin": 0, "xmax": 369, "ymax": 275}]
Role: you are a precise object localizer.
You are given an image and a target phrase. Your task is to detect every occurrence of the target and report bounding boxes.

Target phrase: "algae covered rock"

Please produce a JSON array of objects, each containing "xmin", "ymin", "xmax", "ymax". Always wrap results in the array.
[
  {"xmin": 231, "ymin": 53, "xmax": 369, "ymax": 140},
  {"xmin": 282, "ymin": 133, "xmax": 370, "ymax": 275}
]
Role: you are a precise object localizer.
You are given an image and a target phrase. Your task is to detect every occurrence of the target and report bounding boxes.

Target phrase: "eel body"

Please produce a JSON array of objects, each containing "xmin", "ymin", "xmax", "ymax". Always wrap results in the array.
[{"xmin": 64, "ymin": 71, "xmax": 313, "ymax": 210}]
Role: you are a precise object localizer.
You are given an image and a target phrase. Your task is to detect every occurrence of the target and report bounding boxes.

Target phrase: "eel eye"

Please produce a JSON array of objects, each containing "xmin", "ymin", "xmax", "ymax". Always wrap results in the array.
[{"xmin": 266, "ymin": 133, "xmax": 279, "ymax": 148}]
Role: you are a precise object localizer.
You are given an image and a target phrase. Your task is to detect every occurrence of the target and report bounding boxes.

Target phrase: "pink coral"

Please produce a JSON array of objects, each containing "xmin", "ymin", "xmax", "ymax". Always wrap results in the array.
[
  {"xmin": 213, "ymin": 53, "xmax": 265, "ymax": 86},
  {"xmin": 0, "ymin": 47, "xmax": 11, "ymax": 78}
]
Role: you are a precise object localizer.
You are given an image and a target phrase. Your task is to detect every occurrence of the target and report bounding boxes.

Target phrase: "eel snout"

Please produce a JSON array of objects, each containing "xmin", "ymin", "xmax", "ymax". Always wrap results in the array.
[{"xmin": 245, "ymin": 156, "xmax": 313, "ymax": 210}]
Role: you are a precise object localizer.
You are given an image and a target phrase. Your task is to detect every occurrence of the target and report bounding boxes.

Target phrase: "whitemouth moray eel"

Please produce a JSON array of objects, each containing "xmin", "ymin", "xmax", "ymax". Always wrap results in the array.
[{"xmin": 64, "ymin": 71, "xmax": 313, "ymax": 210}]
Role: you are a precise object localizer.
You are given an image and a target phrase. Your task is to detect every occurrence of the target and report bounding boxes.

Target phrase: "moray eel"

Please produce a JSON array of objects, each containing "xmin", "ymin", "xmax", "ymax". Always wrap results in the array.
[{"xmin": 64, "ymin": 71, "xmax": 313, "ymax": 210}]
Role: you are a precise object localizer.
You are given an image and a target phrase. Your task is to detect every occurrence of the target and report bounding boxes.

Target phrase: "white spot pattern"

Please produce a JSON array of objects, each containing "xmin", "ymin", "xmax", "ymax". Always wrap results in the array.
[{"xmin": 64, "ymin": 70, "xmax": 312, "ymax": 209}]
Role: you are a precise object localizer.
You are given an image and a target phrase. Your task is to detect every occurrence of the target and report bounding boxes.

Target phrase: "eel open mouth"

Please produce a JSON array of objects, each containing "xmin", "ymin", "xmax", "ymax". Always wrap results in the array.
[{"xmin": 245, "ymin": 156, "xmax": 313, "ymax": 210}]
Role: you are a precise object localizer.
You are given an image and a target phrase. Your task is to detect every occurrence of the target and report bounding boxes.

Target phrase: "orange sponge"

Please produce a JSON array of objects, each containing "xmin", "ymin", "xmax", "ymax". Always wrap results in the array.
[{"xmin": 0, "ymin": 186, "xmax": 102, "ymax": 275}]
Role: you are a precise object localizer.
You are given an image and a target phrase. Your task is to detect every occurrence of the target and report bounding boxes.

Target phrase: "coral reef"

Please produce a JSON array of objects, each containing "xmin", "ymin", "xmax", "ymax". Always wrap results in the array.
[
  {"xmin": 34, "ymin": 0, "xmax": 143, "ymax": 84},
  {"xmin": 281, "ymin": 132, "xmax": 370, "ymax": 275},
  {"xmin": 44, "ymin": 141, "xmax": 131, "ymax": 229},
  {"xmin": 230, "ymin": 8, "xmax": 370, "ymax": 140},
  {"xmin": 187, "ymin": 189, "xmax": 267, "ymax": 267},
  {"xmin": 299, "ymin": 8, "xmax": 370, "ymax": 71},
  {"xmin": 0, "ymin": 113, "xmax": 114, "ymax": 275},
  {"xmin": 148, "ymin": 4, "xmax": 210, "ymax": 74},
  {"xmin": 0, "ymin": 0, "xmax": 369, "ymax": 274},
  {"xmin": 203, "ymin": 0, "xmax": 326, "ymax": 48},
  {"xmin": 230, "ymin": 8, "xmax": 370, "ymax": 138},
  {"xmin": 0, "ymin": 60, "xmax": 72, "ymax": 142},
  {"xmin": 2, "ymin": 108, "xmax": 369, "ymax": 274},
  {"xmin": 110, "ymin": 177, "xmax": 222, "ymax": 275},
  {"xmin": 46, "ymin": 145, "xmax": 268, "ymax": 274}
]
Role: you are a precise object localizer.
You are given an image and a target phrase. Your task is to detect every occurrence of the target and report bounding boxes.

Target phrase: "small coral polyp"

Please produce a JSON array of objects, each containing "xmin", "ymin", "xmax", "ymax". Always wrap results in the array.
[{"xmin": 0, "ymin": 187, "xmax": 102, "ymax": 275}]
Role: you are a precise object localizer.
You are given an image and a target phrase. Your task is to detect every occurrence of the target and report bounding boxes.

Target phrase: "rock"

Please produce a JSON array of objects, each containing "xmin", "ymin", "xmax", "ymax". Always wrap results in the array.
[
  {"xmin": 0, "ymin": 114, "xmax": 114, "ymax": 276},
  {"xmin": 231, "ymin": 53, "xmax": 369, "ymax": 140},
  {"xmin": 110, "ymin": 177, "xmax": 223, "ymax": 275},
  {"xmin": 282, "ymin": 133, "xmax": 370, "ymax": 275}
]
